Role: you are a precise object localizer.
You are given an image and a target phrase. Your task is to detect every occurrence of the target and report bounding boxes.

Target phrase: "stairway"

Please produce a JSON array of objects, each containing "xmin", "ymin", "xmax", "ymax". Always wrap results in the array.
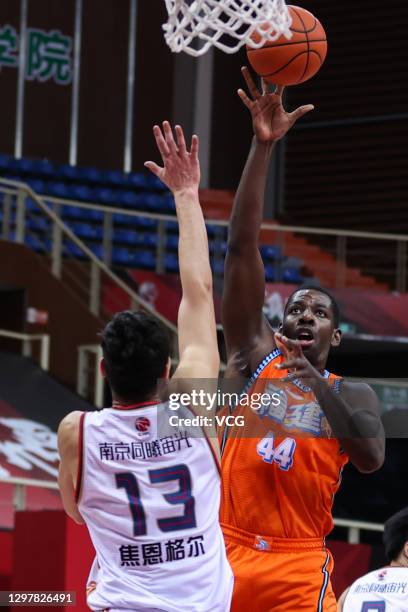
[
  {"xmin": 200, "ymin": 190, "xmax": 387, "ymax": 291},
  {"xmin": 260, "ymin": 228, "xmax": 387, "ymax": 290}
]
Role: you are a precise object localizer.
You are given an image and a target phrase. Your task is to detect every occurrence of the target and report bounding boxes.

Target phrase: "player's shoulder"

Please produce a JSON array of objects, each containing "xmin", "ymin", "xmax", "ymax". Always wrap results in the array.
[
  {"xmin": 57, "ymin": 411, "xmax": 84, "ymax": 444},
  {"xmin": 339, "ymin": 380, "xmax": 379, "ymax": 405}
]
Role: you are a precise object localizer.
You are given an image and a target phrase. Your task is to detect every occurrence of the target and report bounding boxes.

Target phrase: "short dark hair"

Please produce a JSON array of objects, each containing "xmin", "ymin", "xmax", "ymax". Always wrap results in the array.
[
  {"xmin": 101, "ymin": 310, "xmax": 170, "ymax": 401},
  {"xmin": 383, "ymin": 506, "xmax": 408, "ymax": 562},
  {"xmin": 284, "ymin": 284, "xmax": 340, "ymax": 327}
]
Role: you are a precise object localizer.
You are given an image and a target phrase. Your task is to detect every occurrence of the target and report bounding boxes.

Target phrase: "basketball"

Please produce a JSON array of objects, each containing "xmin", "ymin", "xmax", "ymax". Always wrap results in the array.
[{"xmin": 246, "ymin": 5, "xmax": 327, "ymax": 86}]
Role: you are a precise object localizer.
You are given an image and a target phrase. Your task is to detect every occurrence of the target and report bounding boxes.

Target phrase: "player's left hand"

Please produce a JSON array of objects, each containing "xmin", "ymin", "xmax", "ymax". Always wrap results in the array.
[{"xmin": 274, "ymin": 332, "xmax": 326, "ymax": 388}]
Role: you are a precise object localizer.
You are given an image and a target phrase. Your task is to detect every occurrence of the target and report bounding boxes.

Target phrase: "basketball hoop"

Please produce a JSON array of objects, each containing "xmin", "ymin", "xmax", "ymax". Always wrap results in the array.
[{"xmin": 163, "ymin": 0, "xmax": 292, "ymax": 57}]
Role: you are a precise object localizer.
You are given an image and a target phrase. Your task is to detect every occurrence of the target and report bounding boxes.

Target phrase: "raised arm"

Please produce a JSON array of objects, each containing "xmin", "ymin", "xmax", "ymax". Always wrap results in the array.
[
  {"xmin": 145, "ymin": 122, "xmax": 218, "ymax": 380},
  {"xmin": 222, "ymin": 67, "xmax": 314, "ymax": 372}
]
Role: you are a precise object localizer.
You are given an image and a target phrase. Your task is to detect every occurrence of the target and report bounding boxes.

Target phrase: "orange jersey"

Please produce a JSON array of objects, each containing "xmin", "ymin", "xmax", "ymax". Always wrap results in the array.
[{"xmin": 220, "ymin": 348, "xmax": 348, "ymax": 540}]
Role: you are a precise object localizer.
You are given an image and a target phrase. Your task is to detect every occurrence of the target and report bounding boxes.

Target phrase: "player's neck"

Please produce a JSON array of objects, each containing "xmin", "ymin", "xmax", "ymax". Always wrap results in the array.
[
  {"xmin": 390, "ymin": 554, "xmax": 408, "ymax": 569},
  {"xmin": 112, "ymin": 393, "xmax": 160, "ymax": 409}
]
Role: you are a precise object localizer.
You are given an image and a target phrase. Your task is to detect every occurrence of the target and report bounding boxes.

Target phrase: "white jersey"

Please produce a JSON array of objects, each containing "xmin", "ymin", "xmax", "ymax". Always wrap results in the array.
[
  {"xmin": 77, "ymin": 401, "xmax": 233, "ymax": 612},
  {"xmin": 343, "ymin": 566, "xmax": 408, "ymax": 612}
]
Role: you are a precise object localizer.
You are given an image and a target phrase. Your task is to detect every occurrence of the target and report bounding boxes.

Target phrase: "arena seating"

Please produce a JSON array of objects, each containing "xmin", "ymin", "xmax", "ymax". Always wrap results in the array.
[{"xmin": 0, "ymin": 153, "xmax": 307, "ymax": 283}]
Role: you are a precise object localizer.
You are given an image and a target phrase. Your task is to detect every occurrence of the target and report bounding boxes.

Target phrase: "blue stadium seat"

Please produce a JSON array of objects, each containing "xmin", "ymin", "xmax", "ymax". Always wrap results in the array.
[
  {"xmin": 205, "ymin": 224, "xmax": 217, "ymax": 239},
  {"xmin": 142, "ymin": 194, "xmax": 164, "ymax": 212},
  {"xmin": 145, "ymin": 174, "xmax": 167, "ymax": 191},
  {"xmin": 133, "ymin": 250, "xmax": 156, "ymax": 269},
  {"xmin": 210, "ymin": 240, "xmax": 227, "ymax": 255},
  {"xmin": 136, "ymin": 217, "xmax": 158, "ymax": 230},
  {"xmin": 26, "ymin": 216, "xmax": 50, "ymax": 232},
  {"xmin": 62, "ymin": 205, "xmax": 81, "ymax": 219},
  {"xmin": 68, "ymin": 184, "xmax": 95, "ymax": 202},
  {"xmin": 165, "ymin": 253, "xmax": 179, "ymax": 273},
  {"xmin": 25, "ymin": 233, "xmax": 43, "ymax": 252},
  {"xmin": 126, "ymin": 173, "xmax": 149, "ymax": 190},
  {"xmin": 73, "ymin": 223, "xmax": 102, "ymax": 240},
  {"xmin": 26, "ymin": 198, "xmax": 40, "ymax": 212},
  {"xmin": 9, "ymin": 157, "xmax": 35, "ymax": 175},
  {"xmin": 104, "ymin": 169, "xmax": 127, "ymax": 187},
  {"xmin": 113, "ymin": 229, "xmax": 141, "ymax": 245},
  {"xmin": 166, "ymin": 235, "xmax": 179, "ymax": 250},
  {"xmin": 94, "ymin": 188, "xmax": 118, "ymax": 206},
  {"xmin": 30, "ymin": 159, "xmax": 55, "ymax": 178},
  {"xmin": 80, "ymin": 208, "xmax": 104, "ymax": 222},
  {"xmin": 117, "ymin": 191, "xmax": 145, "ymax": 209},
  {"xmin": 26, "ymin": 178, "xmax": 46, "ymax": 194},
  {"xmin": 283, "ymin": 268, "xmax": 304, "ymax": 284},
  {"xmin": 77, "ymin": 166, "xmax": 103, "ymax": 184},
  {"xmin": 112, "ymin": 213, "xmax": 134, "ymax": 228},
  {"xmin": 265, "ymin": 265, "xmax": 277, "ymax": 283},
  {"xmin": 46, "ymin": 182, "xmax": 69, "ymax": 198},
  {"xmin": 260, "ymin": 245, "xmax": 283, "ymax": 261},
  {"xmin": 89, "ymin": 243, "xmax": 104, "ymax": 259},
  {"xmin": 143, "ymin": 234, "xmax": 158, "ymax": 248},
  {"xmin": 113, "ymin": 247, "xmax": 133, "ymax": 266},
  {"xmin": 211, "ymin": 260, "xmax": 224, "ymax": 276},
  {"xmin": 161, "ymin": 193, "xmax": 175, "ymax": 212},
  {"xmin": 165, "ymin": 220, "xmax": 179, "ymax": 232},
  {"xmin": 64, "ymin": 242, "xmax": 85, "ymax": 258},
  {"xmin": 56, "ymin": 164, "xmax": 78, "ymax": 181},
  {"xmin": 0, "ymin": 153, "xmax": 12, "ymax": 171},
  {"xmin": 112, "ymin": 213, "xmax": 128, "ymax": 225}
]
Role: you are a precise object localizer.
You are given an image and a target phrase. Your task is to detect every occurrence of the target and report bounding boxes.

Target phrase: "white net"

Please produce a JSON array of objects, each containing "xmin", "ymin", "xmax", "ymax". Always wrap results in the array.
[{"xmin": 163, "ymin": 0, "xmax": 292, "ymax": 57}]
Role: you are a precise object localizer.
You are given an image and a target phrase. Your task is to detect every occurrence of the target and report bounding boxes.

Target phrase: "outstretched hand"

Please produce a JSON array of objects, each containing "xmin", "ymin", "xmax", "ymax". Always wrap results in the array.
[
  {"xmin": 274, "ymin": 332, "xmax": 324, "ymax": 388},
  {"xmin": 238, "ymin": 66, "xmax": 314, "ymax": 143},
  {"xmin": 145, "ymin": 122, "xmax": 200, "ymax": 195}
]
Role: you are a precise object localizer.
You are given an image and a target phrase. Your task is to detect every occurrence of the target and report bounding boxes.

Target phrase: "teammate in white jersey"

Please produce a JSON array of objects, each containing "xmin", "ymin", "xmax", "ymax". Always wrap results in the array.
[
  {"xmin": 58, "ymin": 122, "xmax": 233, "ymax": 612},
  {"xmin": 338, "ymin": 506, "xmax": 408, "ymax": 612}
]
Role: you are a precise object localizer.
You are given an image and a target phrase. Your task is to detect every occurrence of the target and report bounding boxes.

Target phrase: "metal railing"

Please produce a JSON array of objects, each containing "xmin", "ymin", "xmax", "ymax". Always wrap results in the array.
[
  {"xmin": 1, "ymin": 177, "xmax": 406, "ymax": 292},
  {"xmin": 0, "ymin": 329, "xmax": 50, "ymax": 370},
  {"xmin": 0, "ymin": 177, "xmax": 178, "ymax": 348},
  {"xmin": 333, "ymin": 517, "xmax": 384, "ymax": 545},
  {"xmin": 0, "ymin": 476, "xmax": 383, "ymax": 544},
  {"xmin": 77, "ymin": 344, "xmax": 104, "ymax": 407},
  {"xmin": 0, "ymin": 476, "xmax": 59, "ymax": 512}
]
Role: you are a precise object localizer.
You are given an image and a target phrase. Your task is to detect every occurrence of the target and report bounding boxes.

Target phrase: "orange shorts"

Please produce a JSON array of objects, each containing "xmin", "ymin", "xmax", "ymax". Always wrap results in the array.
[{"xmin": 222, "ymin": 524, "xmax": 337, "ymax": 612}]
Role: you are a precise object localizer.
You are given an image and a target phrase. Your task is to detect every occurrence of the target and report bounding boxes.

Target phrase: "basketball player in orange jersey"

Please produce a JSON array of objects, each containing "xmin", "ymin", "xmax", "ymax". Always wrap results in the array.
[
  {"xmin": 57, "ymin": 122, "xmax": 233, "ymax": 611},
  {"xmin": 220, "ymin": 67, "xmax": 385, "ymax": 611}
]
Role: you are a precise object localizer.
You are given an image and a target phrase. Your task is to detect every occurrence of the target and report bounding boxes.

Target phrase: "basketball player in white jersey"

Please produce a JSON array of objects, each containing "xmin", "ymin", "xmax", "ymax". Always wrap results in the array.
[
  {"xmin": 338, "ymin": 507, "xmax": 408, "ymax": 611},
  {"xmin": 58, "ymin": 122, "xmax": 233, "ymax": 612}
]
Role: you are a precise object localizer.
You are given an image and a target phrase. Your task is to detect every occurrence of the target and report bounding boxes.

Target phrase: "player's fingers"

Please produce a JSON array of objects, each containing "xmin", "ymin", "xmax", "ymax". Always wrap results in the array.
[
  {"xmin": 275, "ymin": 358, "xmax": 302, "ymax": 371},
  {"xmin": 289, "ymin": 104, "xmax": 315, "ymax": 123},
  {"xmin": 261, "ymin": 78, "xmax": 269, "ymax": 95},
  {"xmin": 241, "ymin": 66, "xmax": 260, "ymax": 100},
  {"xmin": 274, "ymin": 335, "xmax": 289, "ymax": 357},
  {"xmin": 281, "ymin": 371, "xmax": 300, "ymax": 383},
  {"xmin": 237, "ymin": 88, "xmax": 252, "ymax": 109},
  {"xmin": 175, "ymin": 125, "xmax": 187, "ymax": 155},
  {"xmin": 144, "ymin": 161, "xmax": 162, "ymax": 177},
  {"xmin": 276, "ymin": 333, "xmax": 301, "ymax": 350},
  {"xmin": 162, "ymin": 120, "xmax": 179, "ymax": 154},
  {"xmin": 190, "ymin": 134, "xmax": 199, "ymax": 160},
  {"xmin": 275, "ymin": 332, "xmax": 294, "ymax": 347},
  {"xmin": 275, "ymin": 84, "xmax": 285, "ymax": 97},
  {"xmin": 152, "ymin": 125, "xmax": 170, "ymax": 159}
]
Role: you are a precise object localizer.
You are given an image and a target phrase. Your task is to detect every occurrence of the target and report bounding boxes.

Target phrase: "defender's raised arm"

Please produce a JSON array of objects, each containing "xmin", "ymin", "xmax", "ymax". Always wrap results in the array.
[{"xmin": 145, "ymin": 122, "xmax": 218, "ymax": 381}]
